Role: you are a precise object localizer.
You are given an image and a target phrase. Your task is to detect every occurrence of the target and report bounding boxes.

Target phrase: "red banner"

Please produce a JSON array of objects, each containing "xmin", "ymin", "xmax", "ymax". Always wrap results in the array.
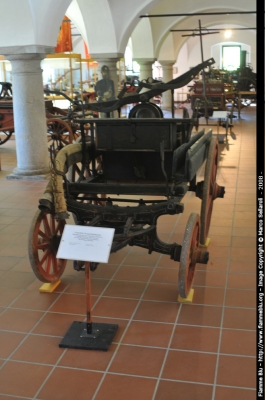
[{"xmin": 55, "ymin": 16, "xmax": 72, "ymax": 53}]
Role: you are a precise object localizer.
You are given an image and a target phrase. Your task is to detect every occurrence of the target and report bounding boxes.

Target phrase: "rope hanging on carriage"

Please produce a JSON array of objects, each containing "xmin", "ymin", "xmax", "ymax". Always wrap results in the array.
[{"xmin": 39, "ymin": 142, "xmax": 94, "ymax": 220}]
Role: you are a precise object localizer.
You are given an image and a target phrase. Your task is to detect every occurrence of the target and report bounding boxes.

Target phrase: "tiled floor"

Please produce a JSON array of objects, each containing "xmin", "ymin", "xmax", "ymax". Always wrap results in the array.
[{"xmin": 0, "ymin": 105, "xmax": 256, "ymax": 399}]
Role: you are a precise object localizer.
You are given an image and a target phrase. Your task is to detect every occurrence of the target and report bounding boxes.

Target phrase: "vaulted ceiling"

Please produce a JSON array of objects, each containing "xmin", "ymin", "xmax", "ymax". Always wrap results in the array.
[{"xmin": 0, "ymin": 0, "xmax": 256, "ymax": 65}]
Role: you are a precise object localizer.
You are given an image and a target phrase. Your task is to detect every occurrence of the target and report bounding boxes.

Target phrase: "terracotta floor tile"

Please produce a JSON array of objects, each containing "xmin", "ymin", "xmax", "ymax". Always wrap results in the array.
[
  {"xmin": 217, "ymin": 355, "xmax": 256, "ymax": 388},
  {"xmin": 123, "ymin": 252, "xmax": 160, "ymax": 267},
  {"xmin": 178, "ymin": 304, "xmax": 223, "ymax": 327},
  {"xmin": 162, "ymin": 349, "xmax": 217, "ymax": 383},
  {"xmin": 11, "ymin": 290, "xmax": 60, "ymax": 310},
  {"xmin": 93, "ymin": 316, "xmax": 128, "ymax": 343},
  {"xmin": 91, "ymin": 264, "xmax": 118, "ymax": 279},
  {"xmin": 144, "ymin": 282, "xmax": 179, "ymax": 302},
  {"xmin": 154, "ymin": 380, "xmax": 213, "ymax": 400},
  {"xmin": 26, "ymin": 276, "xmax": 72, "ymax": 292},
  {"xmin": 227, "ymin": 273, "xmax": 256, "ymax": 290},
  {"xmin": 234, "ymin": 204, "xmax": 256, "ymax": 213},
  {"xmin": 109, "ymin": 344, "xmax": 166, "ymax": 377},
  {"xmin": 210, "ymin": 218, "xmax": 233, "ymax": 227},
  {"xmin": 38, "ymin": 367, "xmax": 103, "ymax": 400},
  {"xmin": 0, "ymin": 308, "xmax": 44, "ymax": 332},
  {"xmin": 0, "ymin": 287, "xmax": 23, "ymax": 307},
  {"xmin": 103, "ymin": 279, "xmax": 146, "ymax": 299},
  {"xmin": 205, "ymin": 257, "xmax": 229, "ymax": 272},
  {"xmin": 223, "ymin": 307, "xmax": 256, "ymax": 330},
  {"xmin": 231, "ymin": 236, "xmax": 256, "ymax": 249},
  {"xmin": 192, "ymin": 287, "xmax": 225, "ymax": 306},
  {"xmin": 122, "ymin": 321, "xmax": 173, "ymax": 347},
  {"xmin": 234, "ymin": 211, "xmax": 256, "ymax": 220},
  {"xmin": 0, "ymin": 233, "xmax": 21, "ymax": 245},
  {"xmin": 133, "ymin": 300, "xmax": 179, "ymax": 323},
  {"xmin": 229, "ymin": 258, "xmax": 256, "ymax": 273},
  {"xmin": 212, "ymin": 203, "xmax": 234, "ymax": 212},
  {"xmin": 114, "ymin": 265, "xmax": 153, "ymax": 282},
  {"xmin": 157, "ymin": 255, "xmax": 179, "ymax": 269},
  {"xmin": 169, "ymin": 232, "xmax": 186, "ymax": 245},
  {"xmin": 0, "ymin": 256, "xmax": 21, "ymax": 271},
  {"xmin": 0, "ymin": 395, "xmax": 27, "ymax": 400},
  {"xmin": 193, "ymin": 271, "xmax": 226, "ymax": 287},
  {"xmin": 225, "ymin": 289, "xmax": 256, "ymax": 308},
  {"xmin": 49, "ymin": 293, "xmax": 86, "ymax": 315},
  {"xmin": 220, "ymin": 329, "xmax": 256, "ymax": 356},
  {"xmin": 232, "ymin": 227, "xmax": 256, "ymax": 237},
  {"xmin": 11, "ymin": 257, "xmax": 33, "ymax": 272},
  {"xmin": 150, "ymin": 267, "xmax": 178, "ymax": 284},
  {"xmin": 1, "ymin": 222, "xmax": 29, "ymax": 235},
  {"xmin": 9, "ymin": 217, "xmax": 33, "ymax": 226},
  {"xmin": 230, "ymin": 247, "xmax": 256, "ymax": 259},
  {"xmin": 59, "ymin": 343, "xmax": 117, "ymax": 371},
  {"xmin": 234, "ymin": 217, "xmax": 256, "ymax": 228},
  {"xmin": 0, "ymin": 331, "xmax": 26, "ymax": 358},
  {"xmin": 208, "ymin": 223, "xmax": 232, "ymax": 236},
  {"xmin": 11, "ymin": 334, "xmax": 64, "ymax": 364},
  {"xmin": 95, "ymin": 374, "xmax": 156, "ymax": 400},
  {"xmin": 0, "ymin": 215, "xmax": 20, "ymax": 224},
  {"xmin": 205, "ymin": 235, "xmax": 231, "ymax": 247},
  {"xmin": 0, "ymin": 244, "xmax": 28, "ymax": 257},
  {"xmin": 0, "ymin": 271, "xmax": 36, "ymax": 289},
  {"xmin": 90, "ymin": 278, "xmax": 110, "ymax": 296},
  {"xmin": 64, "ymin": 279, "xmax": 86, "ymax": 294},
  {"xmin": 206, "ymin": 245, "xmax": 230, "ymax": 259},
  {"xmin": 92, "ymin": 297, "xmax": 138, "ymax": 319},
  {"xmin": 0, "ymin": 361, "xmax": 51, "ymax": 398},
  {"xmin": 33, "ymin": 312, "xmax": 84, "ymax": 337},
  {"xmin": 214, "ymin": 386, "xmax": 256, "ymax": 400},
  {"xmin": 108, "ymin": 249, "xmax": 129, "ymax": 264},
  {"xmin": 171, "ymin": 325, "xmax": 220, "ymax": 352}
]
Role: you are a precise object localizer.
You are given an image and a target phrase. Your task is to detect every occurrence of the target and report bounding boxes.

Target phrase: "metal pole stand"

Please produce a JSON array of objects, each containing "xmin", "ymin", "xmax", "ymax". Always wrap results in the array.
[{"xmin": 59, "ymin": 262, "xmax": 118, "ymax": 351}]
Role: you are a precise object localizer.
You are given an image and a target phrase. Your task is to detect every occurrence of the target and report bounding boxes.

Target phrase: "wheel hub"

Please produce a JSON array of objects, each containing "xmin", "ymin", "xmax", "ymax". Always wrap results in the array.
[{"xmin": 50, "ymin": 234, "xmax": 61, "ymax": 253}]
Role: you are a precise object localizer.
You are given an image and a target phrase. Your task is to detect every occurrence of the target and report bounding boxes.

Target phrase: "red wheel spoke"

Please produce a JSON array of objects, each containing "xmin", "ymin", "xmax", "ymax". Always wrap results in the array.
[
  {"xmin": 45, "ymin": 254, "xmax": 52, "ymax": 275},
  {"xmin": 37, "ymin": 242, "xmax": 49, "ymax": 251},
  {"xmin": 54, "ymin": 221, "xmax": 63, "ymax": 235},
  {"xmin": 43, "ymin": 214, "xmax": 52, "ymax": 237},
  {"xmin": 37, "ymin": 228, "xmax": 50, "ymax": 241},
  {"xmin": 60, "ymin": 137, "xmax": 69, "ymax": 145},
  {"xmin": 39, "ymin": 248, "xmax": 51, "ymax": 267}
]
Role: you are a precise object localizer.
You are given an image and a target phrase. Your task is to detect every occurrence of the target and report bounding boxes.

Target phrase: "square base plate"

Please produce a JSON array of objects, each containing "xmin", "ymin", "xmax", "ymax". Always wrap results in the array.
[{"xmin": 59, "ymin": 321, "xmax": 118, "ymax": 351}]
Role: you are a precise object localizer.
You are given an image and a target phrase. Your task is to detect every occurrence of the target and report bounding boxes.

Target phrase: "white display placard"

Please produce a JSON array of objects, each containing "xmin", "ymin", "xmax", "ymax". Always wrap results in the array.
[
  {"xmin": 212, "ymin": 111, "xmax": 228, "ymax": 119},
  {"xmin": 56, "ymin": 225, "xmax": 115, "ymax": 263}
]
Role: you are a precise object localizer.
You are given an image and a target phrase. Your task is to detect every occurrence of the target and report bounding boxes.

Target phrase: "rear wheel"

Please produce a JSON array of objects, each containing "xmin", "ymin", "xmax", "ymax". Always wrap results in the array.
[
  {"xmin": 129, "ymin": 102, "xmax": 163, "ymax": 118},
  {"xmin": 47, "ymin": 118, "xmax": 74, "ymax": 157},
  {"xmin": 0, "ymin": 130, "xmax": 13, "ymax": 145}
]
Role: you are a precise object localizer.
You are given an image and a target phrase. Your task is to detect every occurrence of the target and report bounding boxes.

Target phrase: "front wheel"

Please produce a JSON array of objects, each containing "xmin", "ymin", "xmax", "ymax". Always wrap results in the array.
[{"xmin": 28, "ymin": 210, "xmax": 66, "ymax": 282}]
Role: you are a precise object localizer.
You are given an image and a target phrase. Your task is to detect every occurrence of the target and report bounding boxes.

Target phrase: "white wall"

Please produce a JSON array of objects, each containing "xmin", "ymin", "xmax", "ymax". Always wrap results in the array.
[{"xmin": 185, "ymin": 31, "xmax": 256, "ymax": 72}]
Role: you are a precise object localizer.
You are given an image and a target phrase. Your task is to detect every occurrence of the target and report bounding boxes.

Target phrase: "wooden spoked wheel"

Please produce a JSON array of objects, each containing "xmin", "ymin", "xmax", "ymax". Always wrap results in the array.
[
  {"xmin": 178, "ymin": 213, "xmax": 208, "ymax": 298},
  {"xmin": 0, "ymin": 130, "xmax": 13, "ymax": 145},
  {"xmin": 28, "ymin": 210, "xmax": 66, "ymax": 282},
  {"xmin": 200, "ymin": 137, "xmax": 220, "ymax": 245},
  {"xmin": 47, "ymin": 118, "xmax": 74, "ymax": 156}
]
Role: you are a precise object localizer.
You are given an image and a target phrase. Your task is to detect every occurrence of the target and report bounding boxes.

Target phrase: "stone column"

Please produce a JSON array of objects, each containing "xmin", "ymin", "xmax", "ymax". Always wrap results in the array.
[
  {"xmin": 159, "ymin": 61, "xmax": 174, "ymax": 109},
  {"xmin": 133, "ymin": 59, "xmax": 155, "ymax": 103},
  {"xmin": 133, "ymin": 59, "xmax": 154, "ymax": 82},
  {"xmin": 4, "ymin": 53, "xmax": 50, "ymax": 179}
]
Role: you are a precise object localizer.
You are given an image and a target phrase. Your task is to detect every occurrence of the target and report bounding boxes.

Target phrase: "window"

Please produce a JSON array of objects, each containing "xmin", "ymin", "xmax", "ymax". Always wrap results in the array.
[{"xmin": 222, "ymin": 45, "xmax": 241, "ymax": 70}]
